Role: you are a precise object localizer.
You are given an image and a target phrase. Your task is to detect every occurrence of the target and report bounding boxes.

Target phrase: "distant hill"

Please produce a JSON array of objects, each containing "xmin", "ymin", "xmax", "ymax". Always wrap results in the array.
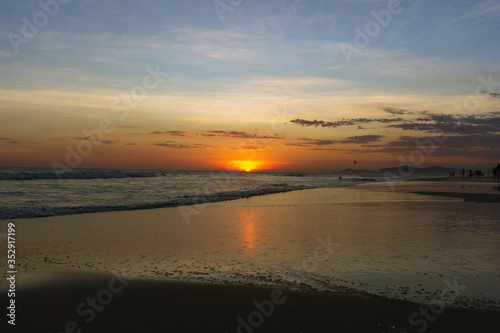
[
  {"xmin": 378, "ymin": 165, "xmax": 461, "ymax": 175},
  {"xmin": 337, "ymin": 168, "xmax": 376, "ymax": 175}
]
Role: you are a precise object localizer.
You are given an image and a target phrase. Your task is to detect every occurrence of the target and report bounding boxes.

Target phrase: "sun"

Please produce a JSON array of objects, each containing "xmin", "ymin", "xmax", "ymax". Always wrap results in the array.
[{"xmin": 228, "ymin": 160, "xmax": 264, "ymax": 172}]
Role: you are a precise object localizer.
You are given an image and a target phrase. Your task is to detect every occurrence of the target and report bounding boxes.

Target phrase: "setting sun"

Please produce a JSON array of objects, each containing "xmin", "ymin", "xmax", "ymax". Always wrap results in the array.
[{"xmin": 227, "ymin": 160, "xmax": 264, "ymax": 172}]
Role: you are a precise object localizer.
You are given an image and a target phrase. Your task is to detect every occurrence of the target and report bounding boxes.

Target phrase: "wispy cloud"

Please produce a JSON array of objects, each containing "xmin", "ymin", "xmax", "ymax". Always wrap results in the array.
[
  {"xmin": 290, "ymin": 117, "xmax": 403, "ymax": 128},
  {"xmin": 198, "ymin": 130, "xmax": 284, "ymax": 140},
  {"xmin": 389, "ymin": 112, "xmax": 500, "ymax": 135},
  {"xmin": 150, "ymin": 130, "xmax": 187, "ymax": 136},
  {"xmin": 153, "ymin": 142, "xmax": 212, "ymax": 150},
  {"xmin": 346, "ymin": 134, "xmax": 500, "ymax": 159},
  {"xmin": 340, "ymin": 135, "xmax": 384, "ymax": 144},
  {"xmin": 383, "ymin": 107, "xmax": 414, "ymax": 115},
  {"xmin": 298, "ymin": 138, "xmax": 337, "ymax": 146}
]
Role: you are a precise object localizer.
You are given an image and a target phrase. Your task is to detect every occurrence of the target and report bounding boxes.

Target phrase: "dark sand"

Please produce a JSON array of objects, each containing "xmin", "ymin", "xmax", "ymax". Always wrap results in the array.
[{"xmin": 5, "ymin": 271, "xmax": 500, "ymax": 333}]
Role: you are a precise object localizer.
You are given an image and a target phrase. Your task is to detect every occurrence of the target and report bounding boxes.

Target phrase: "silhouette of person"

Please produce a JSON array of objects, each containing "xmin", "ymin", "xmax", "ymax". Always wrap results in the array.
[{"xmin": 496, "ymin": 163, "xmax": 500, "ymax": 180}]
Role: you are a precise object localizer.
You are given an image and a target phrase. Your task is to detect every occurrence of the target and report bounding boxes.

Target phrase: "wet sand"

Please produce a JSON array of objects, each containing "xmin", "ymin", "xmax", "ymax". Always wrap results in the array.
[
  {"xmin": 358, "ymin": 180, "xmax": 500, "ymax": 202},
  {"xmin": 1, "ymin": 182, "xmax": 500, "ymax": 332}
]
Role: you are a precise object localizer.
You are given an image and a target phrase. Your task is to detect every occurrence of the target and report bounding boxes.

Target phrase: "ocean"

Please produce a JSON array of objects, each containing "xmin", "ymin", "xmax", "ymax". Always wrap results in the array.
[{"xmin": 0, "ymin": 167, "xmax": 393, "ymax": 219}]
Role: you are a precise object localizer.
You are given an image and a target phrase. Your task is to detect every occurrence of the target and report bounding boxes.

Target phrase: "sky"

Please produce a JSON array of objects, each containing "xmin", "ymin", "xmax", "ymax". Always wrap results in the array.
[{"xmin": 0, "ymin": 0, "xmax": 499, "ymax": 172}]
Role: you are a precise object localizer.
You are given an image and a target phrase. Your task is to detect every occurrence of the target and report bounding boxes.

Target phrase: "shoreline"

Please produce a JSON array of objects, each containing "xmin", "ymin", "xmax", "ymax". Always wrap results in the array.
[
  {"xmin": 0, "ymin": 185, "xmax": 314, "ymax": 220},
  {"xmin": 5, "ymin": 176, "xmax": 498, "ymax": 221}
]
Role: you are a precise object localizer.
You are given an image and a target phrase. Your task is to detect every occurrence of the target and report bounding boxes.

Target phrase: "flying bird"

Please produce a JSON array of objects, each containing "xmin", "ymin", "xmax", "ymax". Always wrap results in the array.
[{"xmin": 353, "ymin": 160, "xmax": 357, "ymax": 165}]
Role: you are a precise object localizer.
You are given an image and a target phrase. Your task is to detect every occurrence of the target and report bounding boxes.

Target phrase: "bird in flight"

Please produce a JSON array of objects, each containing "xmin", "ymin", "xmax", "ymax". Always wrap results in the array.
[{"xmin": 353, "ymin": 160, "xmax": 357, "ymax": 165}]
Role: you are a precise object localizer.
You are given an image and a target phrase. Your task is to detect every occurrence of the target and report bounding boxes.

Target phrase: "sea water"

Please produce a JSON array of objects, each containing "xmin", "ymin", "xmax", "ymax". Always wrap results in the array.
[{"xmin": 0, "ymin": 166, "xmax": 389, "ymax": 219}]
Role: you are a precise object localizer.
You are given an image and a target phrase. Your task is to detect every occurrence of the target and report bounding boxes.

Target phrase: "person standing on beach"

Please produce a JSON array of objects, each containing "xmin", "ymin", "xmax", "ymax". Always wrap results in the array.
[{"xmin": 495, "ymin": 164, "xmax": 500, "ymax": 180}]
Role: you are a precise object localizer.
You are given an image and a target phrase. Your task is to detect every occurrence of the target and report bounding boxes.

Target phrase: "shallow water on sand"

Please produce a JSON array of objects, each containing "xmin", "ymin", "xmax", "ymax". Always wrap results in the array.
[{"xmin": 4, "ymin": 186, "xmax": 500, "ymax": 310}]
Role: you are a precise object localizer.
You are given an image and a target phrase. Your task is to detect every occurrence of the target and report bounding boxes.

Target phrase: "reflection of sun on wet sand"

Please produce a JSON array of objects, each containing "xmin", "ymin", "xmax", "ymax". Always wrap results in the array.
[
  {"xmin": 1, "ymin": 182, "xmax": 500, "ymax": 332},
  {"xmin": 243, "ymin": 213, "xmax": 256, "ymax": 252}
]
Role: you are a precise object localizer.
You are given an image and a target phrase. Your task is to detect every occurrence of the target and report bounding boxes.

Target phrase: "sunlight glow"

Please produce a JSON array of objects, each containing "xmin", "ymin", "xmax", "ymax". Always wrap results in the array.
[{"xmin": 228, "ymin": 160, "xmax": 264, "ymax": 172}]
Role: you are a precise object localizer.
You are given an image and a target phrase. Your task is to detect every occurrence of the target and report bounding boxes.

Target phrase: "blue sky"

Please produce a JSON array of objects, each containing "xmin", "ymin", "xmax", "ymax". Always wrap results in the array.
[{"xmin": 1, "ymin": 0, "xmax": 499, "ymax": 170}]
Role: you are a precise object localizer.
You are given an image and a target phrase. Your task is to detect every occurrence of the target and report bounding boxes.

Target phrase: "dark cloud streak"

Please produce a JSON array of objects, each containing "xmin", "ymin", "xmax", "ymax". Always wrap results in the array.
[
  {"xmin": 290, "ymin": 117, "xmax": 403, "ymax": 129},
  {"xmin": 199, "ymin": 131, "xmax": 284, "ymax": 140},
  {"xmin": 340, "ymin": 135, "xmax": 384, "ymax": 144}
]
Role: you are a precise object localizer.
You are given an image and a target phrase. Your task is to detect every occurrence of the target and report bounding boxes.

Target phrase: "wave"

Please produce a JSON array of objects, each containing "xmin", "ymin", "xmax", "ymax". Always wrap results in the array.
[
  {"xmin": 0, "ymin": 186, "xmax": 311, "ymax": 220},
  {"xmin": 0, "ymin": 169, "xmax": 161, "ymax": 181}
]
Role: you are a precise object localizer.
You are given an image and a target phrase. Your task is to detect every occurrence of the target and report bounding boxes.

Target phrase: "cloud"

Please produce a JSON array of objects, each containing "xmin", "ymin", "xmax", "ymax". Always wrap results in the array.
[
  {"xmin": 389, "ymin": 112, "xmax": 500, "ymax": 135},
  {"xmin": 288, "ymin": 111, "xmax": 500, "ymax": 136},
  {"xmin": 152, "ymin": 140, "xmax": 269, "ymax": 151},
  {"xmin": 1, "ymin": 139, "xmax": 38, "ymax": 145},
  {"xmin": 231, "ymin": 144, "xmax": 269, "ymax": 151},
  {"xmin": 153, "ymin": 141, "xmax": 212, "ymax": 150},
  {"xmin": 383, "ymin": 107, "xmax": 414, "ymax": 115},
  {"xmin": 298, "ymin": 138, "xmax": 337, "ymax": 146},
  {"xmin": 150, "ymin": 130, "xmax": 187, "ymax": 136},
  {"xmin": 286, "ymin": 135, "xmax": 383, "ymax": 148},
  {"xmin": 289, "ymin": 119, "xmax": 326, "ymax": 127},
  {"xmin": 74, "ymin": 136, "xmax": 100, "ymax": 141},
  {"xmin": 71, "ymin": 138, "xmax": 120, "ymax": 144},
  {"xmin": 72, "ymin": 137, "xmax": 117, "ymax": 144},
  {"xmin": 282, "ymin": 142, "xmax": 307, "ymax": 147},
  {"xmin": 290, "ymin": 117, "xmax": 403, "ymax": 129},
  {"xmin": 340, "ymin": 135, "xmax": 384, "ymax": 144},
  {"xmin": 306, "ymin": 147, "xmax": 340, "ymax": 151},
  {"xmin": 198, "ymin": 130, "xmax": 284, "ymax": 140},
  {"xmin": 358, "ymin": 134, "xmax": 500, "ymax": 158}
]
